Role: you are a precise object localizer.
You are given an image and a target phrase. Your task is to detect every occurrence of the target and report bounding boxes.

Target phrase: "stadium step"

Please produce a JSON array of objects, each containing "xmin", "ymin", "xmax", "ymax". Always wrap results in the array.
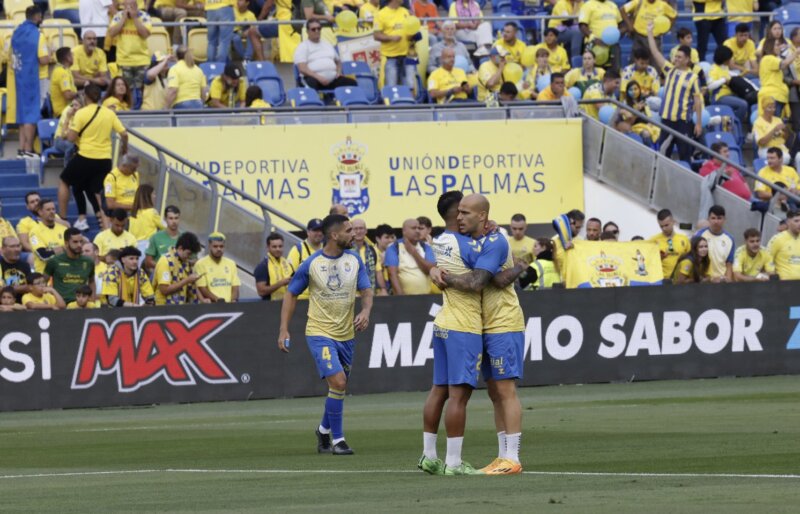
[{"xmin": 0, "ymin": 160, "xmax": 27, "ymax": 174}]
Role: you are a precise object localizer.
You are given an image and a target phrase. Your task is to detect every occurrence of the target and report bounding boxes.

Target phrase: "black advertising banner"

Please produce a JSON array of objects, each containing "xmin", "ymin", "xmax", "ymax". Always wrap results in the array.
[{"xmin": 2, "ymin": 282, "xmax": 800, "ymax": 412}]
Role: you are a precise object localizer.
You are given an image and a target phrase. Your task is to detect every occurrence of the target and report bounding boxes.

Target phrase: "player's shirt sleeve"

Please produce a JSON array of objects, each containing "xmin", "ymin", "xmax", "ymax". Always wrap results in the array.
[
  {"xmin": 253, "ymin": 261, "xmax": 269, "ymax": 284},
  {"xmin": 423, "ymin": 243, "xmax": 436, "ymax": 264},
  {"xmin": 355, "ymin": 253, "xmax": 372, "ymax": 290},
  {"xmin": 43, "ymin": 257, "xmax": 55, "ymax": 278},
  {"xmin": 383, "ymin": 242, "xmax": 399, "ymax": 267},
  {"xmin": 763, "ymin": 250, "xmax": 776, "ymax": 274},
  {"xmin": 474, "ymin": 235, "xmax": 508, "ymax": 274},
  {"xmin": 725, "ymin": 233, "xmax": 735, "ymax": 263},
  {"xmin": 287, "ymin": 255, "xmax": 312, "ymax": 296},
  {"xmin": 732, "ymin": 247, "xmax": 744, "ymax": 273}
]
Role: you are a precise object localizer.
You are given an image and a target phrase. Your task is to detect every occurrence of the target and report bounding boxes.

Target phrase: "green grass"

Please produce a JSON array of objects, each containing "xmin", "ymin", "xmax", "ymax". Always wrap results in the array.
[{"xmin": 2, "ymin": 375, "xmax": 800, "ymax": 513}]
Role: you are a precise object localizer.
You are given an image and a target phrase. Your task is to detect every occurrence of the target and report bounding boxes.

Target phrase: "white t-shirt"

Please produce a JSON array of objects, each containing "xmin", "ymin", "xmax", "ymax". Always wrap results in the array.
[
  {"xmin": 80, "ymin": 0, "xmax": 113, "ymax": 37},
  {"xmin": 294, "ymin": 40, "xmax": 339, "ymax": 82}
]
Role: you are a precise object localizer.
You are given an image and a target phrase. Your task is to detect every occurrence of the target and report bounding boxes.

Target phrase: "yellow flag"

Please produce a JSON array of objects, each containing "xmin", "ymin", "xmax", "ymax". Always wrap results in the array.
[{"xmin": 564, "ymin": 240, "xmax": 664, "ymax": 288}]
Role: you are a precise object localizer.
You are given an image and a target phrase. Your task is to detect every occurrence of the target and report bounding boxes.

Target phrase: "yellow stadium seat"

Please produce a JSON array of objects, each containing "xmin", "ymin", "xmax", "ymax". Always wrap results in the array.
[
  {"xmin": 5, "ymin": 0, "xmax": 32, "ymax": 19},
  {"xmin": 42, "ymin": 18, "xmax": 79, "ymax": 49},
  {"xmin": 9, "ymin": 10, "xmax": 25, "ymax": 23},
  {"xmin": 147, "ymin": 27, "xmax": 171, "ymax": 56},
  {"xmin": 187, "ymin": 28, "xmax": 207, "ymax": 62}
]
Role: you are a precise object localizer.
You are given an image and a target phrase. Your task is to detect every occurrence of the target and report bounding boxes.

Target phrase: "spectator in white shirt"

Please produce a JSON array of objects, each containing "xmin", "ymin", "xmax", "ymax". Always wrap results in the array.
[{"xmin": 294, "ymin": 19, "xmax": 357, "ymax": 90}]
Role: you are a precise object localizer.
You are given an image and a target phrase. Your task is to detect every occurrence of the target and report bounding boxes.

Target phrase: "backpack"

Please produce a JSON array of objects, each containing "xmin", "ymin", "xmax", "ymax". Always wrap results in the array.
[{"xmin": 728, "ymin": 76, "xmax": 759, "ymax": 105}]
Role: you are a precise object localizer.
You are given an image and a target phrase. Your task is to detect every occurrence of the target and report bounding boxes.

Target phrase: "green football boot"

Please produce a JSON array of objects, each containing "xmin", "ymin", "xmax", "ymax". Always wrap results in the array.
[
  {"xmin": 443, "ymin": 461, "xmax": 484, "ymax": 475},
  {"xmin": 418, "ymin": 455, "xmax": 445, "ymax": 475}
]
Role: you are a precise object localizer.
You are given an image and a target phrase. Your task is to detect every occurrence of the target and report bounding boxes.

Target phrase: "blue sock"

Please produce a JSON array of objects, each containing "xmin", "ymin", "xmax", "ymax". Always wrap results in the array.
[
  {"xmin": 320, "ymin": 410, "xmax": 330, "ymax": 431},
  {"xmin": 325, "ymin": 389, "xmax": 345, "ymax": 440}
]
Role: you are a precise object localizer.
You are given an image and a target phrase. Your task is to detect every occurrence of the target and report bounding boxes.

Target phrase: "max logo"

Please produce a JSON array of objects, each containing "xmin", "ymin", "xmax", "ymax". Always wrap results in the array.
[
  {"xmin": 787, "ymin": 307, "xmax": 800, "ymax": 350},
  {"xmin": 71, "ymin": 313, "xmax": 242, "ymax": 392}
]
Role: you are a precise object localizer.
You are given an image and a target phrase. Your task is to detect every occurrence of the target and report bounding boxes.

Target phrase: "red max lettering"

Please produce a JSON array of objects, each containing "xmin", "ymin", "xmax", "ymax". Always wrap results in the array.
[{"xmin": 71, "ymin": 313, "xmax": 241, "ymax": 393}]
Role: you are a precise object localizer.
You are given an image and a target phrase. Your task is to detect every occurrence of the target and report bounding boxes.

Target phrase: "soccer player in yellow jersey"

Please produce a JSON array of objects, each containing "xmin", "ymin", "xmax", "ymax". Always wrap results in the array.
[
  {"xmin": 278, "ymin": 214, "xmax": 373, "ymax": 456},
  {"xmin": 733, "ymin": 228, "xmax": 775, "ymax": 282},
  {"xmin": 767, "ymin": 210, "xmax": 800, "ymax": 280},
  {"xmin": 649, "ymin": 208, "xmax": 690, "ymax": 280},
  {"xmin": 195, "ymin": 232, "xmax": 240, "ymax": 303}
]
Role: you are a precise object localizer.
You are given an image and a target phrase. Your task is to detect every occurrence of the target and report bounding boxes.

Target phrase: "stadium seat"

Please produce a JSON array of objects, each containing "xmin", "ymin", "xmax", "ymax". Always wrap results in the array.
[
  {"xmin": 38, "ymin": 118, "xmax": 62, "ymax": 170},
  {"xmin": 147, "ymin": 27, "xmax": 171, "ymax": 57},
  {"xmin": 199, "ymin": 62, "xmax": 225, "ymax": 85},
  {"xmin": 286, "ymin": 87, "xmax": 325, "ymax": 107},
  {"xmin": 571, "ymin": 55, "xmax": 582, "ymax": 69},
  {"xmin": 256, "ymin": 77, "xmax": 286, "ymax": 106},
  {"xmin": 381, "ymin": 85, "xmax": 416, "ymax": 105},
  {"xmin": 626, "ymin": 132, "xmax": 644, "ymax": 144},
  {"xmin": 42, "ymin": 19, "xmax": 79, "ymax": 49},
  {"xmin": 753, "ymin": 158, "xmax": 766, "ymax": 171},
  {"xmin": 704, "ymin": 131, "xmax": 743, "ymax": 164},
  {"xmin": 355, "ymin": 76, "xmax": 380, "ymax": 104},
  {"xmin": 341, "ymin": 60, "xmax": 372, "ymax": 76},
  {"xmin": 5, "ymin": 0, "xmax": 32, "ymax": 19},
  {"xmin": 676, "ymin": 160, "xmax": 692, "ymax": 171},
  {"xmin": 334, "ymin": 86, "xmax": 370, "ymax": 107},
  {"xmin": 707, "ymin": 104, "xmax": 743, "ymax": 145},
  {"xmin": 773, "ymin": 5, "xmax": 800, "ymax": 24},
  {"xmin": 246, "ymin": 61, "xmax": 280, "ymax": 82},
  {"xmin": 187, "ymin": 28, "xmax": 208, "ymax": 62}
]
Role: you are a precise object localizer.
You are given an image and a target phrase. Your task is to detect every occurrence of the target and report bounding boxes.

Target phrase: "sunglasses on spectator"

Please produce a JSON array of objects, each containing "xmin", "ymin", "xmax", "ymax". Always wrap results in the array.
[
  {"xmin": 609, "ymin": 230, "xmax": 619, "ymax": 235},
  {"xmin": 308, "ymin": 26, "xmax": 321, "ymax": 32}
]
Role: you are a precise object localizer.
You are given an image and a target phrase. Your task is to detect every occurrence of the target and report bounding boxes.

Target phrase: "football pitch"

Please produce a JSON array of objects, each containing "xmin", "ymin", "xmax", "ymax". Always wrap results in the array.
[{"xmin": 2, "ymin": 375, "xmax": 800, "ymax": 513}]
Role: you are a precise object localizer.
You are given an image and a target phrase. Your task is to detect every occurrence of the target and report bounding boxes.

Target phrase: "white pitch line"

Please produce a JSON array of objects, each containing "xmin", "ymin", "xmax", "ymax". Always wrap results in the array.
[
  {"xmin": 70, "ymin": 419, "xmax": 299, "ymax": 433},
  {"xmin": 0, "ymin": 469, "xmax": 799, "ymax": 480}
]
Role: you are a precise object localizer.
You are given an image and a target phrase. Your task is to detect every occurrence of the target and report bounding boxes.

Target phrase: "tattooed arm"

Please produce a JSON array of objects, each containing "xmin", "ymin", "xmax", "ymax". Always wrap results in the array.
[{"xmin": 442, "ymin": 269, "xmax": 493, "ymax": 292}]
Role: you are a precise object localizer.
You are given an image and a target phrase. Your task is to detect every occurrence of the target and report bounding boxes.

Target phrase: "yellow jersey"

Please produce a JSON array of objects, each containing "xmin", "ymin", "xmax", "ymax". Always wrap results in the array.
[
  {"xmin": 166, "ymin": 60, "xmax": 207, "ymax": 105},
  {"xmin": 93, "ymin": 228, "xmax": 138, "ymax": 257},
  {"xmin": 509, "ymin": 235, "xmax": 535, "ymax": 264},
  {"xmin": 759, "ymin": 54, "xmax": 789, "ymax": 104},
  {"xmin": 249, "ymin": 98, "xmax": 271, "ymax": 108},
  {"xmin": 102, "ymin": 265, "xmax": 155, "ymax": 304},
  {"xmin": 532, "ymin": 43, "xmax": 570, "ymax": 72},
  {"xmin": 195, "ymin": 255, "xmax": 241, "ymax": 302},
  {"xmin": 128, "ymin": 208, "xmax": 164, "ymax": 241},
  {"xmin": 0, "ymin": 218, "xmax": 17, "ymax": 240},
  {"xmin": 622, "ymin": 0, "xmax": 676, "ymax": 35},
  {"xmin": 109, "ymin": 11, "xmax": 153, "ymax": 66},
  {"xmin": 67, "ymin": 300, "xmax": 101, "ymax": 309},
  {"xmin": 582, "ymin": 81, "xmax": 613, "ymax": 119},
  {"xmin": 723, "ymin": 37, "xmax": 756, "ymax": 67},
  {"xmin": 431, "ymin": 231, "xmax": 484, "ymax": 334},
  {"xmin": 22, "ymin": 292, "xmax": 56, "ymax": 307},
  {"xmin": 494, "ymin": 39, "xmax": 527, "ymax": 64},
  {"xmin": 103, "ymin": 168, "xmax": 139, "ymax": 208},
  {"xmin": 669, "ymin": 45, "xmax": 700, "ymax": 66},
  {"xmin": 71, "ymin": 45, "xmax": 108, "ymax": 78},
  {"xmin": 209, "ymin": 75, "xmax": 247, "ymax": 107},
  {"xmin": 768, "ymin": 231, "xmax": 800, "ymax": 280},
  {"xmin": 649, "ymin": 231, "xmax": 691, "ymax": 279},
  {"xmin": 692, "ymin": 0, "xmax": 723, "ymax": 19},
  {"xmin": 69, "ymin": 104, "xmax": 126, "ymax": 160},
  {"xmin": 727, "ymin": 0, "xmax": 757, "ymax": 22},
  {"xmin": 234, "ymin": 8, "xmax": 256, "ymax": 32},
  {"xmin": 564, "ymin": 66, "xmax": 604, "ymax": 89},
  {"xmin": 153, "ymin": 249, "xmax": 196, "ymax": 305},
  {"xmin": 288, "ymin": 239, "xmax": 323, "ymax": 300},
  {"xmin": 50, "ymin": 65, "xmax": 76, "ymax": 117},
  {"xmin": 52, "ymin": 0, "xmax": 79, "ymax": 9},
  {"xmin": 621, "ymin": 63, "xmax": 660, "ymax": 96},
  {"xmin": 375, "ymin": 5, "xmax": 410, "ymax": 57},
  {"xmin": 102, "ymin": 96, "xmax": 129, "ymax": 112},
  {"xmin": 38, "ymin": 34, "xmax": 49, "ymax": 80},
  {"xmin": 676, "ymin": 258, "xmax": 711, "ymax": 280},
  {"xmin": 480, "ymin": 234, "xmax": 525, "ymax": 334},
  {"xmin": 427, "ymin": 67, "xmax": 468, "ymax": 104},
  {"xmin": 709, "ymin": 64, "xmax": 733, "ymax": 98},
  {"xmin": 384, "ymin": 239, "xmax": 435, "ymax": 294},
  {"xmin": 359, "ymin": 2, "xmax": 379, "ymax": 25},
  {"xmin": 733, "ymin": 245, "xmax": 775, "ymax": 277},
  {"xmin": 29, "ymin": 223, "xmax": 66, "ymax": 273},
  {"xmin": 549, "ymin": 0, "xmax": 583, "ymax": 28},
  {"xmin": 660, "ymin": 62, "xmax": 702, "ymax": 122},
  {"xmin": 255, "ymin": 254, "xmax": 294, "ymax": 300},
  {"xmin": 753, "ymin": 116, "xmax": 787, "ymax": 151},
  {"xmin": 477, "ymin": 60, "xmax": 501, "ymax": 101},
  {"xmin": 205, "ymin": 0, "xmax": 233, "ymax": 11},
  {"xmin": 578, "ymin": 0, "xmax": 622, "ymax": 38},
  {"xmin": 755, "ymin": 165, "xmax": 799, "ymax": 193},
  {"xmin": 287, "ymin": 249, "xmax": 371, "ymax": 341}
]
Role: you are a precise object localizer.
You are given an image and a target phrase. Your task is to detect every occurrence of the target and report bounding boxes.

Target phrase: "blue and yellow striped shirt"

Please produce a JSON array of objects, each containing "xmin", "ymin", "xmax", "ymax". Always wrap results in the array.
[{"xmin": 659, "ymin": 62, "xmax": 702, "ymax": 122}]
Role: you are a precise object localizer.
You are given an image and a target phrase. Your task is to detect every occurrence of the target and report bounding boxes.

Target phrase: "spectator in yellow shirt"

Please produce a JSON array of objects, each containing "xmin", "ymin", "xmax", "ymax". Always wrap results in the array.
[
  {"xmin": 71, "ymin": 31, "xmax": 110, "ymax": 89},
  {"xmin": 374, "ymin": 0, "xmax": 417, "ymax": 90},
  {"xmin": 621, "ymin": 47, "xmax": 659, "ymax": 98},
  {"xmin": 23, "ymin": 273, "xmax": 66, "ymax": 310},
  {"xmin": 537, "ymin": 72, "xmax": 571, "ymax": 101},
  {"xmin": 232, "ymin": 0, "xmax": 257, "ymax": 60},
  {"xmin": 754, "ymin": 99, "xmax": 791, "ymax": 163},
  {"xmin": 754, "ymin": 147, "xmax": 800, "ymax": 201},
  {"xmin": 246, "ymin": 85, "xmax": 272, "ymax": 108},
  {"xmin": 102, "ymin": 76, "xmax": 132, "ymax": 112},
  {"xmin": 767, "ymin": 210, "xmax": 800, "ymax": 280},
  {"xmin": 620, "ymin": 0, "xmax": 675, "ymax": 63},
  {"xmin": 549, "ymin": 0, "xmax": 584, "ymax": 59},
  {"xmin": 67, "ymin": 284, "xmax": 101, "ymax": 309},
  {"xmin": 195, "ymin": 232, "xmax": 241, "ymax": 303},
  {"xmin": 107, "ymin": 0, "xmax": 152, "ymax": 109},
  {"xmin": 581, "ymin": 68, "xmax": 620, "ymax": 119},
  {"xmin": 723, "ymin": 23, "xmax": 757, "ymax": 76},
  {"xmin": 94, "ymin": 209, "xmax": 138, "ymax": 258},
  {"xmin": 104, "ymin": 154, "xmax": 140, "ymax": 211},
  {"xmin": 165, "ymin": 47, "xmax": 208, "ymax": 110},
  {"xmin": 360, "ymin": 0, "xmax": 380, "ymax": 27},
  {"xmin": 477, "ymin": 47, "xmax": 506, "ymax": 102},
  {"xmin": 733, "ymin": 228, "xmax": 775, "ymax": 282},
  {"xmin": 494, "ymin": 23, "xmax": 527, "ymax": 64},
  {"xmin": 508, "ymin": 213, "xmax": 536, "ymax": 264},
  {"xmin": 209, "ymin": 63, "xmax": 247, "ymax": 108},
  {"xmin": 50, "ymin": 48, "xmax": 78, "ymax": 118},
  {"xmin": 128, "ymin": 184, "xmax": 164, "ymax": 252},
  {"xmin": 427, "ymin": 47, "xmax": 470, "ymax": 104},
  {"xmin": 578, "ymin": 0, "xmax": 623, "ymax": 69},
  {"xmin": 532, "ymin": 28, "xmax": 571, "ymax": 72}
]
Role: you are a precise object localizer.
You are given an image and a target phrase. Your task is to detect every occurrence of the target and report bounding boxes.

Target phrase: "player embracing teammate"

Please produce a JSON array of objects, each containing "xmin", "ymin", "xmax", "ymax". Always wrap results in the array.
[{"xmin": 419, "ymin": 192, "xmax": 527, "ymax": 475}]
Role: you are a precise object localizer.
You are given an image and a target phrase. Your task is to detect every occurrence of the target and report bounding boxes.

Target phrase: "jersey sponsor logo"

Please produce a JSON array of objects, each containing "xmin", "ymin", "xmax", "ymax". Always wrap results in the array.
[
  {"xmin": 71, "ymin": 313, "xmax": 241, "ymax": 392},
  {"xmin": 331, "ymin": 136, "xmax": 370, "ymax": 216}
]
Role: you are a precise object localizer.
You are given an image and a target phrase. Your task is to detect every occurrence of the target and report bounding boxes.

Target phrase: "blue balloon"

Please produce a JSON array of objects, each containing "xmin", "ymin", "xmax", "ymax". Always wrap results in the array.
[
  {"xmin": 536, "ymin": 74, "xmax": 551, "ymax": 91},
  {"xmin": 601, "ymin": 26, "xmax": 620, "ymax": 46},
  {"xmin": 568, "ymin": 87, "xmax": 582, "ymax": 99},
  {"xmin": 454, "ymin": 55, "xmax": 470, "ymax": 72},
  {"xmin": 658, "ymin": 87, "xmax": 666, "ymax": 99},
  {"xmin": 692, "ymin": 108, "xmax": 711, "ymax": 126},
  {"xmin": 750, "ymin": 109, "xmax": 759, "ymax": 124},
  {"xmin": 598, "ymin": 105, "xmax": 616, "ymax": 124}
]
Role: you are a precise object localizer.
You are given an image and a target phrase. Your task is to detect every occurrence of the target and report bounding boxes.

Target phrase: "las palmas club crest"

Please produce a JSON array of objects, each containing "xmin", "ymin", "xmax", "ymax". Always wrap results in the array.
[{"xmin": 331, "ymin": 136, "xmax": 370, "ymax": 215}]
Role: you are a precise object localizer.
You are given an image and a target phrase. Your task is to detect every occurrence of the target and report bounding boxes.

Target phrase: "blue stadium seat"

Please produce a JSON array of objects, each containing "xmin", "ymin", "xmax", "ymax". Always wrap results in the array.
[
  {"xmin": 381, "ymin": 85, "xmax": 416, "ymax": 105},
  {"xmin": 707, "ymin": 104, "xmax": 743, "ymax": 145},
  {"xmin": 773, "ymin": 5, "xmax": 800, "ymax": 24},
  {"xmin": 571, "ymin": 55, "xmax": 582, "ymax": 69},
  {"xmin": 753, "ymin": 158, "xmax": 766, "ymax": 171},
  {"xmin": 334, "ymin": 86, "xmax": 370, "ymax": 106},
  {"xmin": 341, "ymin": 60, "xmax": 373, "ymax": 76},
  {"xmin": 286, "ymin": 87, "xmax": 325, "ymax": 107},
  {"xmin": 256, "ymin": 77, "xmax": 286, "ymax": 106},
  {"xmin": 246, "ymin": 61, "xmax": 280, "ymax": 82},
  {"xmin": 199, "ymin": 62, "xmax": 225, "ymax": 85},
  {"xmin": 38, "ymin": 118, "xmax": 63, "ymax": 173},
  {"xmin": 356, "ymin": 76, "xmax": 380, "ymax": 104},
  {"xmin": 704, "ymin": 131, "xmax": 743, "ymax": 164},
  {"xmin": 626, "ymin": 132, "xmax": 644, "ymax": 144}
]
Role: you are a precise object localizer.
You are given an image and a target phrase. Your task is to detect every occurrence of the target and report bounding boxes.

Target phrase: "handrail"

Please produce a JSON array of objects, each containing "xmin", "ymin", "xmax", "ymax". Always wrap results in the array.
[{"xmin": 125, "ymin": 126, "xmax": 307, "ymax": 232}]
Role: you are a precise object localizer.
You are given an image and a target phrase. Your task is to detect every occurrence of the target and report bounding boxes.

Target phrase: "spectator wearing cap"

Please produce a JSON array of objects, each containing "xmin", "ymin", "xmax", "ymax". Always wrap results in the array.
[
  {"xmin": 195, "ymin": 232, "xmax": 240, "ymax": 303},
  {"xmin": 71, "ymin": 31, "xmax": 110, "ymax": 89},
  {"xmin": 50, "ymin": 47, "xmax": 78, "ymax": 118},
  {"xmin": 699, "ymin": 142, "xmax": 752, "ymax": 201},
  {"xmin": 477, "ymin": 47, "xmax": 506, "ymax": 102},
  {"xmin": 287, "ymin": 218, "xmax": 324, "ymax": 300},
  {"xmin": 294, "ymin": 20, "xmax": 358, "ymax": 91},
  {"xmin": 104, "ymin": 154, "xmax": 140, "ymax": 211},
  {"xmin": 531, "ymin": 28, "xmax": 570, "ymax": 72},
  {"xmin": 385, "ymin": 218, "xmax": 436, "ymax": 295},
  {"xmin": 142, "ymin": 52, "xmax": 174, "ymax": 111},
  {"xmin": 94, "ymin": 209, "xmax": 138, "ymax": 259},
  {"xmin": 153, "ymin": 232, "xmax": 203, "ymax": 305},
  {"xmin": 102, "ymin": 246, "xmax": 155, "ymax": 307},
  {"xmin": 428, "ymin": 47, "xmax": 469, "ymax": 104},
  {"xmin": 493, "ymin": 22, "xmax": 527, "ymax": 64},
  {"xmin": 165, "ymin": 46, "xmax": 208, "ymax": 110},
  {"xmin": 428, "ymin": 21, "xmax": 473, "ymax": 75},
  {"xmin": 145, "ymin": 205, "xmax": 182, "ymax": 273},
  {"xmin": 254, "ymin": 233, "xmax": 294, "ymax": 301},
  {"xmin": 209, "ymin": 63, "xmax": 247, "ymax": 108},
  {"xmin": 108, "ymin": 0, "xmax": 152, "ymax": 109}
]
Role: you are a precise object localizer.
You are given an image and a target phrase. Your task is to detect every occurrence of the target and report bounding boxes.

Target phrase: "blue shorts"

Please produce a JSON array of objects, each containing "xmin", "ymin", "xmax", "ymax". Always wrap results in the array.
[
  {"xmin": 481, "ymin": 332, "xmax": 524, "ymax": 382},
  {"xmin": 432, "ymin": 326, "xmax": 483, "ymax": 388},
  {"xmin": 306, "ymin": 336, "xmax": 355, "ymax": 379}
]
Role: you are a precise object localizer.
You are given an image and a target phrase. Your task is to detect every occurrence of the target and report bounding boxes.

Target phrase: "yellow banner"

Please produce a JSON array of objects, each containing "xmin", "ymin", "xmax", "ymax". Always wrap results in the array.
[
  {"xmin": 137, "ymin": 119, "xmax": 583, "ymax": 228},
  {"xmin": 564, "ymin": 240, "xmax": 664, "ymax": 288}
]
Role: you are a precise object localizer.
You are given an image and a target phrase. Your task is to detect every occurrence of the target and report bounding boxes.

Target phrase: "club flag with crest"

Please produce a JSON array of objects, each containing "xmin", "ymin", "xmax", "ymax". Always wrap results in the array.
[{"xmin": 564, "ymin": 240, "xmax": 664, "ymax": 288}]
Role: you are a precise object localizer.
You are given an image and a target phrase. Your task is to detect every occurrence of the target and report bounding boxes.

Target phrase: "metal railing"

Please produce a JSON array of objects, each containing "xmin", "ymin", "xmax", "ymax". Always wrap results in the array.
[{"xmin": 120, "ymin": 127, "xmax": 305, "ymax": 274}]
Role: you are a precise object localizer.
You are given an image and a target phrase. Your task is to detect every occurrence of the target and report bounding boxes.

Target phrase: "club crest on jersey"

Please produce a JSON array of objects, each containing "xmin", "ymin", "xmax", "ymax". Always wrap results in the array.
[
  {"xmin": 331, "ymin": 136, "xmax": 370, "ymax": 216},
  {"xmin": 327, "ymin": 273, "xmax": 342, "ymax": 291},
  {"xmin": 344, "ymin": 261, "xmax": 352, "ymax": 273}
]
